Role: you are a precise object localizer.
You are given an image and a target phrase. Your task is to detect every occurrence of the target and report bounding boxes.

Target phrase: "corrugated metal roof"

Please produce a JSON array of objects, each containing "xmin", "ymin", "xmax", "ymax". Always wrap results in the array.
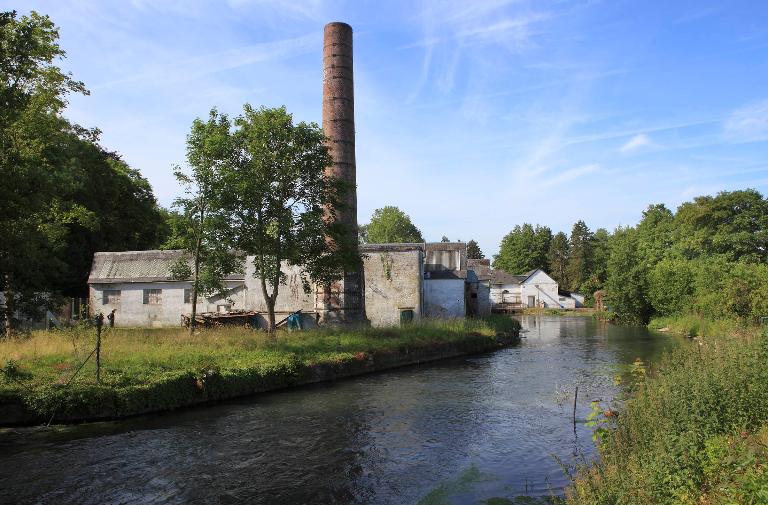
[{"xmin": 88, "ymin": 250, "xmax": 245, "ymax": 284}]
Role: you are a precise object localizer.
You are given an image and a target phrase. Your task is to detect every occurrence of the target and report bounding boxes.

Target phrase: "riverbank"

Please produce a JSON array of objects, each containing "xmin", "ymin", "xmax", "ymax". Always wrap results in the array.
[
  {"xmin": 567, "ymin": 317, "xmax": 768, "ymax": 504},
  {"xmin": 0, "ymin": 317, "xmax": 520, "ymax": 426}
]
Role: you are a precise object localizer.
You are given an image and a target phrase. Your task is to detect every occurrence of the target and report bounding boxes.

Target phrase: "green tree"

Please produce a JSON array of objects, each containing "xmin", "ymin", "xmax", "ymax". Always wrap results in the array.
[
  {"xmin": 466, "ymin": 239, "xmax": 484, "ymax": 259},
  {"xmin": 672, "ymin": 189, "xmax": 768, "ymax": 264},
  {"xmin": 0, "ymin": 11, "xmax": 89, "ymax": 334},
  {"xmin": 220, "ymin": 105, "xmax": 358, "ymax": 330},
  {"xmin": 360, "ymin": 206, "xmax": 424, "ymax": 244},
  {"xmin": 566, "ymin": 220, "xmax": 594, "ymax": 292},
  {"xmin": 548, "ymin": 231, "xmax": 570, "ymax": 286},
  {"xmin": 494, "ymin": 224, "xmax": 552, "ymax": 274},
  {"xmin": 605, "ymin": 227, "xmax": 651, "ymax": 324},
  {"xmin": 647, "ymin": 257, "xmax": 694, "ymax": 316},
  {"xmin": 167, "ymin": 110, "xmax": 242, "ymax": 333}
]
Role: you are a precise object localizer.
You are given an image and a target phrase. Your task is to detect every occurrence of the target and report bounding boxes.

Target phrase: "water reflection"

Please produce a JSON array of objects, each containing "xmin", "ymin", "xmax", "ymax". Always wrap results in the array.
[{"xmin": 0, "ymin": 316, "xmax": 679, "ymax": 504}]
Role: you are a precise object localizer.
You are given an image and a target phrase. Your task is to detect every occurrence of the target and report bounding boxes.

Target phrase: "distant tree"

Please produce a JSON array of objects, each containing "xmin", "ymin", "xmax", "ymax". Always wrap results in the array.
[
  {"xmin": 566, "ymin": 220, "xmax": 594, "ymax": 292},
  {"xmin": 167, "ymin": 110, "xmax": 242, "ymax": 333},
  {"xmin": 219, "ymin": 105, "xmax": 358, "ymax": 331},
  {"xmin": 494, "ymin": 224, "xmax": 551, "ymax": 274},
  {"xmin": 361, "ymin": 206, "xmax": 424, "ymax": 244},
  {"xmin": 672, "ymin": 189, "xmax": 768, "ymax": 264},
  {"xmin": 636, "ymin": 203, "xmax": 674, "ymax": 267},
  {"xmin": 466, "ymin": 240, "xmax": 484, "ymax": 259},
  {"xmin": 548, "ymin": 232, "xmax": 570, "ymax": 286},
  {"xmin": 441, "ymin": 236, "xmax": 450, "ymax": 242},
  {"xmin": 605, "ymin": 227, "xmax": 651, "ymax": 324}
]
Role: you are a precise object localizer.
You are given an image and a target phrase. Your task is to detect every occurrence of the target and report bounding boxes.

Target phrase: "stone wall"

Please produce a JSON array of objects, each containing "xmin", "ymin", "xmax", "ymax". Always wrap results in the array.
[{"xmin": 363, "ymin": 248, "xmax": 423, "ymax": 326}]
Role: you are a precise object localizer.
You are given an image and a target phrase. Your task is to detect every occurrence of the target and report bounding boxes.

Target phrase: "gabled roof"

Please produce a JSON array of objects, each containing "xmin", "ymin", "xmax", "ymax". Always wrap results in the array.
[
  {"xmin": 88, "ymin": 250, "xmax": 245, "ymax": 284},
  {"xmin": 489, "ymin": 270, "xmax": 525, "ymax": 285}
]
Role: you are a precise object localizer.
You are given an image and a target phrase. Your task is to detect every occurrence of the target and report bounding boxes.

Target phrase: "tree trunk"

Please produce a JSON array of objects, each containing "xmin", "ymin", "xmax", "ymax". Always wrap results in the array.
[
  {"xmin": 3, "ymin": 289, "xmax": 13, "ymax": 338},
  {"xmin": 189, "ymin": 207, "xmax": 204, "ymax": 335}
]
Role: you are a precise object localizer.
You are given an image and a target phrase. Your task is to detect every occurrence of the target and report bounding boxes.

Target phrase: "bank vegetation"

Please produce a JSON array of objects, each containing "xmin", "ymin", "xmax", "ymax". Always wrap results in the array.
[{"xmin": 0, "ymin": 316, "xmax": 519, "ymax": 425}]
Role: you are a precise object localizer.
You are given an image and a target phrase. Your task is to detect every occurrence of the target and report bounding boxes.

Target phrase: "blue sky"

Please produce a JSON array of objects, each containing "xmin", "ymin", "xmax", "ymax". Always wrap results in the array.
[{"xmin": 9, "ymin": 0, "xmax": 768, "ymax": 256}]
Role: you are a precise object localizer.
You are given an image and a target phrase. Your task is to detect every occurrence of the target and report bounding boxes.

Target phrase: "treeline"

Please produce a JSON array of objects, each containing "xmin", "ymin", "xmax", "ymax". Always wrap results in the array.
[
  {"xmin": 1, "ymin": 12, "xmax": 167, "ymax": 330},
  {"xmin": 493, "ymin": 189, "xmax": 768, "ymax": 325}
]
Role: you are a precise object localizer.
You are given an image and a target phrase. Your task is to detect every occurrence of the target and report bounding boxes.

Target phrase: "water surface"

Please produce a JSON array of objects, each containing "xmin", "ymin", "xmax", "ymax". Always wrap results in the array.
[{"xmin": 0, "ymin": 316, "xmax": 679, "ymax": 504}]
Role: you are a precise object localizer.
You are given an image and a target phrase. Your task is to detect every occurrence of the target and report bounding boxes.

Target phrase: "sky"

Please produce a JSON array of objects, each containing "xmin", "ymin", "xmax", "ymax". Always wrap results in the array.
[{"xmin": 8, "ymin": 0, "xmax": 768, "ymax": 257}]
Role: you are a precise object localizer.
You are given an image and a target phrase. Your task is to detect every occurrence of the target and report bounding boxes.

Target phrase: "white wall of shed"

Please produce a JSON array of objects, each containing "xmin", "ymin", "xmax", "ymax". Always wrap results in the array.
[{"xmin": 424, "ymin": 279, "xmax": 465, "ymax": 318}]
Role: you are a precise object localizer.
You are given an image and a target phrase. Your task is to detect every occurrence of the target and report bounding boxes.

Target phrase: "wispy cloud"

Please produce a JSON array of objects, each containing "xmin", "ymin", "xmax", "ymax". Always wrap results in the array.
[
  {"xmin": 92, "ymin": 33, "xmax": 318, "ymax": 90},
  {"xmin": 619, "ymin": 133, "xmax": 656, "ymax": 153},
  {"xmin": 542, "ymin": 164, "xmax": 600, "ymax": 187},
  {"xmin": 724, "ymin": 99, "xmax": 768, "ymax": 143}
]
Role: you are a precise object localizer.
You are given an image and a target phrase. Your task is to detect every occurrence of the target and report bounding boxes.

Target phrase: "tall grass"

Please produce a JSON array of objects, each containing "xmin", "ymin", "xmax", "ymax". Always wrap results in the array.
[
  {"xmin": 0, "ymin": 316, "xmax": 518, "ymax": 392},
  {"xmin": 567, "ymin": 328, "xmax": 768, "ymax": 504}
]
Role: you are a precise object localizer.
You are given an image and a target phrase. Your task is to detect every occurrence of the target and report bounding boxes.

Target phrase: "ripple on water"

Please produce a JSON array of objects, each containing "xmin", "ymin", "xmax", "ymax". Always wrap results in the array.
[{"xmin": 0, "ymin": 316, "xmax": 680, "ymax": 505}]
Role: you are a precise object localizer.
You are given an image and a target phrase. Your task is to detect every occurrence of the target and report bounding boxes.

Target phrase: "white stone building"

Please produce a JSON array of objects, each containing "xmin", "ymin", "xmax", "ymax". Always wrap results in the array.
[{"xmin": 88, "ymin": 242, "xmax": 490, "ymax": 328}]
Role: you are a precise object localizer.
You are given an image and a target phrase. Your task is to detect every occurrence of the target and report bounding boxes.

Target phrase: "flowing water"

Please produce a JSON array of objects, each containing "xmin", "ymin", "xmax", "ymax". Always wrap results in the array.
[{"xmin": 0, "ymin": 316, "xmax": 680, "ymax": 504}]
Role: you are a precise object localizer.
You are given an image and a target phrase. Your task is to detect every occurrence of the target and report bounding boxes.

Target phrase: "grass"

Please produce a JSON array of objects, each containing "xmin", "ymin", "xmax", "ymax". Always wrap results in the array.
[
  {"xmin": 648, "ymin": 313, "xmax": 760, "ymax": 339},
  {"xmin": 566, "ymin": 320, "xmax": 768, "ymax": 504},
  {"xmin": 0, "ymin": 316, "xmax": 520, "ymax": 423}
]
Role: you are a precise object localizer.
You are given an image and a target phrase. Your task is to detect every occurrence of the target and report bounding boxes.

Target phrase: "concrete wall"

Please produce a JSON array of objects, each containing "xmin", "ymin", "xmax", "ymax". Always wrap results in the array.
[
  {"xmin": 424, "ymin": 279, "xmax": 465, "ymax": 318},
  {"xmin": 89, "ymin": 280, "xmax": 248, "ymax": 327},
  {"xmin": 476, "ymin": 283, "xmax": 491, "ymax": 316},
  {"xmin": 363, "ymin": 249, "xmax": 423, "ymax": 327},
  {"xmin": 243, "ymin": 259, "xmax": 316, "ymax": 314}
]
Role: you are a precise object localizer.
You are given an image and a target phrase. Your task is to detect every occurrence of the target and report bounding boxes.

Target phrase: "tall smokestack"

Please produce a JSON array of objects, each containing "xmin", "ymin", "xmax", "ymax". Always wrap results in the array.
[
  {"xmin": 320, "ymin": 22, "xmax": 364, "ymax": 322},
  {"xmin": 322, "ymin": 22, "xmax": 357, "ymax": 238}
]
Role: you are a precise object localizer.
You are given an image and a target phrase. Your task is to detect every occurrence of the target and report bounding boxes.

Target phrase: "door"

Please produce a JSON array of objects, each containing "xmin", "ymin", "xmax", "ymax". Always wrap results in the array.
[{"xmin": 527, "ymin": 295, "xmax": 536, "ymax": 308}]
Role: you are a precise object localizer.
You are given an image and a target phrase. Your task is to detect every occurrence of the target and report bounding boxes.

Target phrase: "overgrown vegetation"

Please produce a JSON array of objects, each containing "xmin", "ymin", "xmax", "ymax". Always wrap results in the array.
[
  {"xmin": 567, "ymin": 328, "xmax": 768, "ymax": 504},
  {"xmin": 0, "ymin": 317, "xmax": 520, "ymax": 423},
  {"xmin": 1, "ymin": 11, "xmax": 167, "ymax": 334}
]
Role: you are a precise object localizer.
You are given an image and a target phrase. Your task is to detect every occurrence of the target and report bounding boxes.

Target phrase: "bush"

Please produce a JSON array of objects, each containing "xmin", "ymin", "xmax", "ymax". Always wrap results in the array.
[{"xmin": 567, "ymin": 331, "xmax": 768, "ymax": 503}]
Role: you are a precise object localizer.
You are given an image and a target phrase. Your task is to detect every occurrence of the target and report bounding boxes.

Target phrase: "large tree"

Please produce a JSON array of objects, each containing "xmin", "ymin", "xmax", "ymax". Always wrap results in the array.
[
  {"xmin": 0, "ymin": 11, "xmax": 88, "ymax": 333},
  {"xmin": 219, "ymin": 105, "xmax": 358, "ymax": 330},
  {"xmin": 359, "ymin": 206, "xmax": 424, "ymax": 244},
  {"xmin": 493, "ymin": 223, "xmax": 552, "ymax": 274}
]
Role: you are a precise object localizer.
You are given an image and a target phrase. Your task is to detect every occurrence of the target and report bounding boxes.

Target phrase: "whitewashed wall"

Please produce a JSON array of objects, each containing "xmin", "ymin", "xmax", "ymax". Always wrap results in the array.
[
  {"xmin": 424, "ymin": 279, "xmax": 465, "ymax": 318},
  {"xmin": 89, "ymin": 280, "xmax": 248, "ymax": 327}
]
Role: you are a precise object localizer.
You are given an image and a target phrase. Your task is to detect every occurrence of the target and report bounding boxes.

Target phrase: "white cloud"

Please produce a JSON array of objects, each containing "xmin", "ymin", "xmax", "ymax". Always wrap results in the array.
[
  {"xmin": 619, "ymin": 133, "xmax": 655, "ymax": 153},
  {"xmin": 724, "ymin": 99, "xmax": 768, "ymax": 143}
]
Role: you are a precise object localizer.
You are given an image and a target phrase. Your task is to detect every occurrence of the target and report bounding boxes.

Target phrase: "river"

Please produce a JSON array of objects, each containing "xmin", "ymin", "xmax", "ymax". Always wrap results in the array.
[{"xmin": 0, "ymin": 316, "xmax": 679, "ymax": 505}]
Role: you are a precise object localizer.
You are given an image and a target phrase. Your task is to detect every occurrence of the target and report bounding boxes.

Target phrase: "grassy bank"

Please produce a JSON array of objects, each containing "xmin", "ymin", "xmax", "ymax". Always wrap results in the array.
[
  {"xmin": 0, "ymin": 316, "xmax": 519, "ymax": 425},
  {"xmin": 567, "ymin": 318, "xmax": 768, "ymax": 504}
]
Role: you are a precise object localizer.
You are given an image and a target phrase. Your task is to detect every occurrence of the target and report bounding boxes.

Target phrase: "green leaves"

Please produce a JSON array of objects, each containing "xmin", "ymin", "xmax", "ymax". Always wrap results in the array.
[
  {"xmin": 493, "ymin": 223, "xmax": 551, "ymax": 274},
  {"xmin": 360, "ymin": 206, "xmax": 424, "ymax": 244}
]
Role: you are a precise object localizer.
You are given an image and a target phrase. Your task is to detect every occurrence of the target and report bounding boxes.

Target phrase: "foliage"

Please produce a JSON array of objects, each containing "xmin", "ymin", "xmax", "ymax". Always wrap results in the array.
[
  {"xmin": 567, "ymin": 330, "xmax": 768, "ymax": 504},
  {"xmin": 0, "ymin": 11, "xmax": 165, "ymax": 333},
  {"xmin": 565, "ymin": 221, "xmax": 593, "ymax": 292},
  {"xmin": 604, "ymin": 227, "xmax": 651, "ymax": 324},
  {"xmin": 494, "ymin": 224, "xmax": 552, "ymax": 275},
  {"xmin": 166, "ymin": 110, "xmax": 243, "ymax": 331},
  {"xmin": 466, "ymin": 239, "xmax": 484, "ymax": 259},
  {"xmin": 547, "ymin": 232, "xmax": 569, "ymax": 287},
  {"xmin": 0, "ymin": 317, "xmax": 518, "ymax": 421},
  {"xmin": 219, "ymin": 105, "xmax": 359, "ymax": 329},
  {"xmin": 360, "ymin": 206, "xmax": 424, "ymax": 244}
]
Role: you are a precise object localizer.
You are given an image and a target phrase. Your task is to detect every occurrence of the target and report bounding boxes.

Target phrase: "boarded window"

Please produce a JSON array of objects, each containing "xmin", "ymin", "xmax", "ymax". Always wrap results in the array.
[
  {"xmin": 103, "ymin": 290, "xmax": 121, "ymax": 305},
  {"xmin": 400, "ymin": 309, "xmax": 414, "ymax": 325},
  {"xmin": 143, "ymin": 289, "xmax": 162, "ymax": 305}
]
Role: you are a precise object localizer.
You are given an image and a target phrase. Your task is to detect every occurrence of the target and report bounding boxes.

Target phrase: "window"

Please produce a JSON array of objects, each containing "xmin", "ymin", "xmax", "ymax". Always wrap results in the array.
[
  {"xmin": 559, "ymin": 297, "xmax": 566, "ymax": 301},
  {"xmin": 143, "ymin": 289, "xmax": 162, "ymax": 305},
  {"xmin": 400, "ymin": 309, "xmax": 414, "ymax": 325},
  {"xmin": 103, "ymin": 290, "xmax": 121, "ymax": 305},
  {"xmin": 183, "ymin": 288, "xmax": 203, "ymax": 304}
]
